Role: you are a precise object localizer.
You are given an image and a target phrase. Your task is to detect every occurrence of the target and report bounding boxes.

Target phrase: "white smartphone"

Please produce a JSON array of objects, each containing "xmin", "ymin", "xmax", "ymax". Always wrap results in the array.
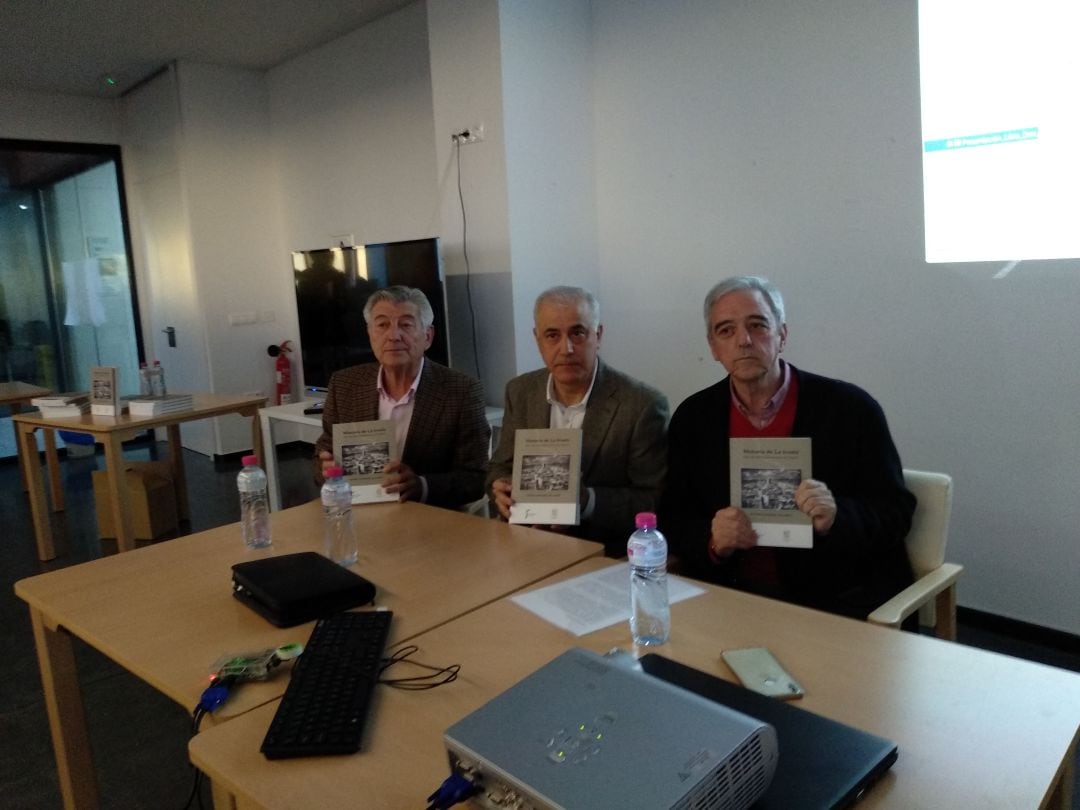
[{"xmin": 721, "ymin": 647, "xmax": 805, "ymax": 700}]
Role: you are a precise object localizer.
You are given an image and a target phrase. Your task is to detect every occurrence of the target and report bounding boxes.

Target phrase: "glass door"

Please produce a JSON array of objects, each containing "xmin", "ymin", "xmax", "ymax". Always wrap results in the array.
[{"xmin": 0, "ymin": 139, "xmax": 142, "ymax": 458}]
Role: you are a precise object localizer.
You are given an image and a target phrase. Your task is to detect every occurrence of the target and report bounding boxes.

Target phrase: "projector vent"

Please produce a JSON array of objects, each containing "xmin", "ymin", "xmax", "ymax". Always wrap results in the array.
[{"xmin": 673, "ymin": 734, "xmax": 769, "ymax": 810}]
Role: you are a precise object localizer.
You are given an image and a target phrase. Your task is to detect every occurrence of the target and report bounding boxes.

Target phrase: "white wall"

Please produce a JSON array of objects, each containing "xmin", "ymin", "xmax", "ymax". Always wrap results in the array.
[
  {"xmin": 121, "ymin": 66, "xmax": 215, "ymax": 453},
  {"xmin": 268, "ymin": 2, "xmax": 439, "ymax": 252},
  {"xmin": 268, "ymin": 2, "xmax": 456, "ymax": 395},
  {"xmin": 175, "ymin": 61, "xmax": 289, "ymax": 453},
  {"xmin": 426, "ymin": 0, "xmax": 599, "ymax": 394},
  {"xmin": 499, "ymin": 0, "xmax": 598, "ymax": 374},
  {"xmin": 427, "ymin": 0, "xmax": 517, "ymax": 396},
  {"xmin": 588, "ymin": 0, "xmax": 1079, "ymax": 633}
]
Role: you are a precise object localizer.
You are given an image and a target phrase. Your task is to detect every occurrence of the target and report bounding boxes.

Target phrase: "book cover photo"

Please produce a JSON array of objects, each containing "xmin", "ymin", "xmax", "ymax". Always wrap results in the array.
[
  {"xmin": 332, "ymin": 421, "xmax": 399, "ymax": 504},
  {"xmin": 729, "ymin": 437, "xmax": 813, "ymax": 548},
  {"xmin": 509, "ymin": 428, "xmax": 582, "ymax": 525},
  {"xmin": 90, "ymin": 366, "xmax": 125, "ymax": 416}
]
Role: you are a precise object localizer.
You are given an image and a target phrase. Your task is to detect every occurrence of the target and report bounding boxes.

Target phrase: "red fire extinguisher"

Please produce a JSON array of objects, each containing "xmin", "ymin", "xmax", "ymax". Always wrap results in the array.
[{"xmin": 267, "ymin": 340, "xmax": 294, "ymax": 405}]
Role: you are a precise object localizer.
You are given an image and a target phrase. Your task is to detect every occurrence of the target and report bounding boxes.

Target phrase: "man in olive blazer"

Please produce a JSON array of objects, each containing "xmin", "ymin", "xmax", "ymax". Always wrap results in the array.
[{"xmin": 487, "ymin": 287, "xmax": 668, "ymax": 556}]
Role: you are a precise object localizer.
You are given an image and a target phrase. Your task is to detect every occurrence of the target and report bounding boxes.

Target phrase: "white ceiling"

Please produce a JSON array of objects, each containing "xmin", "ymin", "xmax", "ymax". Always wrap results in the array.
[{"xmin": 0, "ymin": 0, "xmax": 414, "ymax": 98}]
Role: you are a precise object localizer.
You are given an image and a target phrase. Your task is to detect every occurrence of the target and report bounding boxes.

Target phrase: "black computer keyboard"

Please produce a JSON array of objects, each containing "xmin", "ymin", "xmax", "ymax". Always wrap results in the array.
[{"xmin": 260, "ymin": 609, "xmax": 393, "ymax": 759}]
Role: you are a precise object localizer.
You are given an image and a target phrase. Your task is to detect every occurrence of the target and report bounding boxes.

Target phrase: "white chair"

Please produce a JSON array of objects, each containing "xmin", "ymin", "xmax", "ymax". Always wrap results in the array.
[{"xmin": 868, "ymin": 469, "xmax": 963, "ymax": 639}]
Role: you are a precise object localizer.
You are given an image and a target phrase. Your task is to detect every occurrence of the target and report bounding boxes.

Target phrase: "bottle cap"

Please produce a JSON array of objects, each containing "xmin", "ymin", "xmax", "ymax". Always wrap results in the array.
[
  {"xmin": 241, "ymin": 454, "xmax": 259, "ymax": 467},
  {"xmin": 635, "ymin": 512, "xmax": 657, "ymax": 530},
  {"xmin": 325, "ymin": 466, "xmax": 343, "ymax": 478}
]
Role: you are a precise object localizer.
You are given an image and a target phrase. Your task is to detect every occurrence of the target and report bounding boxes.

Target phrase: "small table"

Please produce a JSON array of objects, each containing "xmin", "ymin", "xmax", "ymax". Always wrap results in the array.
[
  {"xmin": 258, "ymin": 400, "xmax": 324, "ymax": 510},
  {"xmin": 13, "ymin": 393, "xmax": 266, "ymax": 560},
  {"xmin": 15, "ymin": 501, "xmax": 602, "ymax": 810},
  {"xmin": 191, "ymin": 559, "xmax": 1080, "ymax": 810},
  {"xmin": 259, "ymin": 400, "xmax": 504, "ymax": 511},
  {"xmin": 0, "ymin": 381, "xmax": 63, "ymax": 508}
]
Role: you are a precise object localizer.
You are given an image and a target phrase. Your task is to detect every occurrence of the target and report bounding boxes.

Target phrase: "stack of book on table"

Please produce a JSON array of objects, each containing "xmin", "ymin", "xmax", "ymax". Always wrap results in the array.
[
  {"xmin": 30, "ymin": 392, "xmax": 90, "ymax": 418},
  {"xmin": 129, "ymin": 393, "xmax": 194, "ymax": 416}
]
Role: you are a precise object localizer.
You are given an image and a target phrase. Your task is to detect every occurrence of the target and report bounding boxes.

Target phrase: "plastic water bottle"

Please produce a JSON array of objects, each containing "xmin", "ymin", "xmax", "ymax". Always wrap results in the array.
[
  {"xmin": 150, "ymin": 360, "xmax": 167, "ymax": 396},
  {"xmin": 322, "ymin": 466, "xmax": 356, "ymax": 566},
  {"xmin": 138, "ymin": 362, "xmax": 152, "ymax": 396},
  {"xmin": 628, "ymin": 512, "xmax": 670, "ymax": 645},
  {"xmin": 237, "ymin": 455, "xmax": 272, "ymax": 548}
]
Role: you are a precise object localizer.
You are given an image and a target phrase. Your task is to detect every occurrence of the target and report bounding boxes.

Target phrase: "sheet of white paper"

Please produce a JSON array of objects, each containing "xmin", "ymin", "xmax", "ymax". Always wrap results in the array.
[
  {"xmin": 511, "ymin": 564, "xmax": 706, "ymax": 636},
  {"xmin": 62, "ymin": 258, "xmax": 105, "ymax": 326},
  {"xmin": 752, "ymin": 521, "xmax": 813, "ymax": 549}
]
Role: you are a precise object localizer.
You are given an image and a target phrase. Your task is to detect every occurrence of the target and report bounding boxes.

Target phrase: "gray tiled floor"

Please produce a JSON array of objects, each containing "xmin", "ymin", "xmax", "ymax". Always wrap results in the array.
[
  {"xmin": 2, "ymin": 440, "xmax": 1077, "ymax": 809},
  {"xmin": 2, "ymin": 440, "xmax": 318, "ymax": 810}
]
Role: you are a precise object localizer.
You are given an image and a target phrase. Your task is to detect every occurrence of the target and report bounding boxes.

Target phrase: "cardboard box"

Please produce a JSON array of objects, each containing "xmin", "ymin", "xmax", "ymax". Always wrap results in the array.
[{"xmin": 93, "ymin": 460, "xmax": 179, "ymax": 540}]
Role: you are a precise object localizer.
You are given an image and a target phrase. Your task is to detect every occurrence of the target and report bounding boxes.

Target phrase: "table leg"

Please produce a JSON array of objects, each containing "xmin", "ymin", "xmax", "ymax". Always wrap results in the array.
[
  {"xmin": 30, "ymin": 607, "xmax": 100, "ymax": 810},
  {"xmin": 18, "ymin": 423, "xmax": 56, "ymax": 561},
  {"xmin": 167, "ymin": 423, "xmax": 190, "ymax": 523},
  {"xmin": 12, "ymin": 402, "xmax": 30, "ymax": 492},
  {"xmin": 44, "ymin": 427, "xmax": 65, "ymax": 512},
  {"xmin": 1046, "ymin": 742, "xmax": 1076, "ymax": 810},
  {"xmin": 209, "ymin": 778, "xmax": 238, "ymax": 809},
  {"xmin": 102, "ymin": 432, "xmax": 136, "ymax": 553},
  {"xmin": 260, "ymin": 411, "xmax": 282, "ymax": 512}
]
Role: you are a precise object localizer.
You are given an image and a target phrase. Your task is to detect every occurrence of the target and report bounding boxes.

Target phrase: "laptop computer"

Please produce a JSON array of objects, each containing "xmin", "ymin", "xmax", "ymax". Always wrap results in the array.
[{"xmin": 639, "ymin": 654, "xmax": 898, "ymax": 810}]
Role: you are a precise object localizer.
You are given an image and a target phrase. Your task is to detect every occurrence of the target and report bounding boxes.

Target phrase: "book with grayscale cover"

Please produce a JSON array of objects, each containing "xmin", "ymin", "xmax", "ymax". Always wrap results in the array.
[
  {"xmin": 90, "ymin": 366, "xmax": 124, "ymax": 416},
  {"xmin": 510, "ymin": 428, "xmax": 582, "ymax": 525},
  {"xmin": 332, "ymin": 420, "xmax": 398, "ymax": 504},
  {"xmin": 729, "ymin": 437, "xmax": 812, "ymax": 548}
]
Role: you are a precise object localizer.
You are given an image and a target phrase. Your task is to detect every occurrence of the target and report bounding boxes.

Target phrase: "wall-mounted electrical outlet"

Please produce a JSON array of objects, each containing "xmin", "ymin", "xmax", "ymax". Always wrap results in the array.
[{"xmin": 451, "ymin": 123, "xmax": 485, "ymax": 144}]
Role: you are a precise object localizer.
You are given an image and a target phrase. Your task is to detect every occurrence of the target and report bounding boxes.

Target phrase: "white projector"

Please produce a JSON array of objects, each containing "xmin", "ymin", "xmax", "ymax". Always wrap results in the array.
[{"xmin": 444, "ymin": 648, "xmax": 778, "ymax": 810}]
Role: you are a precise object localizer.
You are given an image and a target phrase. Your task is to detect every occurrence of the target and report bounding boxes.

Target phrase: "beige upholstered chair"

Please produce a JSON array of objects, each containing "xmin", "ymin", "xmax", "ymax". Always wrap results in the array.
[{"xmin": 868, "ymin": 469, "xmax": 962, "ymax": 639}]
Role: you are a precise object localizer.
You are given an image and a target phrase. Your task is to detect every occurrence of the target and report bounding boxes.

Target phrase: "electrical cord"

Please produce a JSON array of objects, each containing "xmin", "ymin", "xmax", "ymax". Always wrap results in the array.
[
  {"xmin": 455, "ymin": 138, "xmax": 482, "ymax": 381},
  {"xmin": 180, "ymin": 767, "xmax": 205, "ymax": 810},
  {"xmin": 379, "ymin": 645, "xmax": 461, "ymax": 690},
  {"xmin": 181, "ymin": 674, "xmax": 238, "ymax": 810},
  {"xmin": 426, "ymin": 772, "xmax": 479, "ymax": 810},
  {"xmin": 178, "ymin": 646, "xmax": 458, "ymax": 808}
]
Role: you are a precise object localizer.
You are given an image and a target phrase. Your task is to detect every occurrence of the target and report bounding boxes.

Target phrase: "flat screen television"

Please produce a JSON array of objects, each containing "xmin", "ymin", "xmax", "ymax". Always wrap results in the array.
[{"xmin": 292, "ymin": 237, "xmax": 449, "ymax": 392}]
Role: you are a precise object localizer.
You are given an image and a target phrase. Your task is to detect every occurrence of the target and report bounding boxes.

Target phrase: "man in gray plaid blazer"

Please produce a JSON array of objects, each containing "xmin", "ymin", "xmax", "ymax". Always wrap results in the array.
[
  {"xmin": 315, "ymin": 286, "xmax": 489, "ymax": 509},
  {"xmin": 487, "ymin": 286, "xmax": 668, "ymax": 556}
]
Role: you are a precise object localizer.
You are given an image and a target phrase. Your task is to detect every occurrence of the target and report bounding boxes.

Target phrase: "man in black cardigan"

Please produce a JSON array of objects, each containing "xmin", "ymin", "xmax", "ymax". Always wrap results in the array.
[{"xmin": 659, "ymin": 276, "xmax": 915, "ymax": 619}]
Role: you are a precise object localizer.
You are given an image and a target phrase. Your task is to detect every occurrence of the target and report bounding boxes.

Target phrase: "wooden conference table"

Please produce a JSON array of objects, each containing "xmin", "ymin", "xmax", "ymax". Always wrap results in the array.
[
  {"xmin": 12, "ymin": 392, "xmax": 266, "ymax": 560},
  {"xmin": 191, "ymin": 558, "xmax": 1080, "ymax": 810},
  {"xmin": 14, "ymin": 500, "xmax": 602, "ymax": 810}
]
